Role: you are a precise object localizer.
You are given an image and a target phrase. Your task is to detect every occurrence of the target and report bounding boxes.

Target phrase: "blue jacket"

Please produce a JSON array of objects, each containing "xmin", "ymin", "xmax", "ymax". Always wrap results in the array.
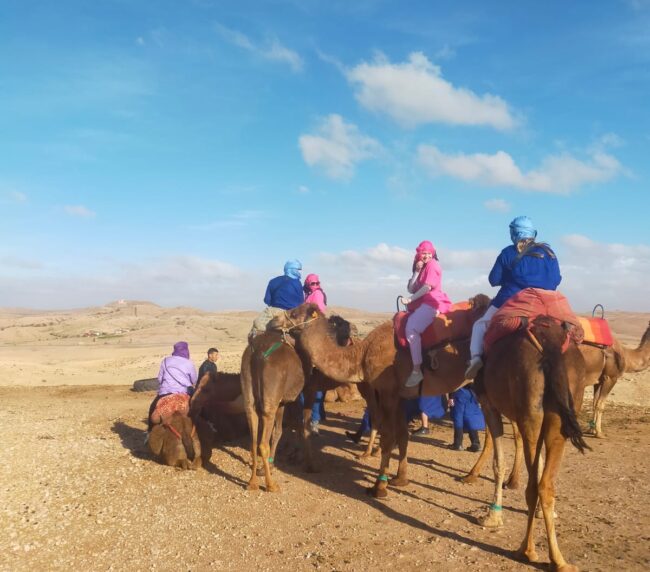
[
  {"xmin": 489, "ymin": 243, "xmax": 561, "ymax": 308},
  {"xmin": 263, "ymin": 275, "xmax": 304, "ymax": 310}
]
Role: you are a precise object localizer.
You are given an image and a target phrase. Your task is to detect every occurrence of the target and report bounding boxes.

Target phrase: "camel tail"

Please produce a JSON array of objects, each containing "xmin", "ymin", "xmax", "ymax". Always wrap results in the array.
[{"xmin": 535, "ymin": 321, "xmax": 591, "ymax": 454}]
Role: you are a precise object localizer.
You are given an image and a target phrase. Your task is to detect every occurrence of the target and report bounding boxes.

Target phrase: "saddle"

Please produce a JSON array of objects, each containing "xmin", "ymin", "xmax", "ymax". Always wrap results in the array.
[
  {"xmin": 151, "ymin": 393, "xmax": 190, "ymax": 426},
  {"xmin": 483, "ymin": 288, "xmax": 584, "ymax": 355},
  {"xmin": 576, "ymin": 316, "xmax": 614, "ymax": 348},
  {"xmin": 393, "ymin": 300, "xmax": 476, "ymax": 352}
]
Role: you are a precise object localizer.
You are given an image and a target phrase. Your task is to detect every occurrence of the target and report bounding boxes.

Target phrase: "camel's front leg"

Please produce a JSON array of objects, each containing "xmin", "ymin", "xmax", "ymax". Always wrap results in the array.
[
  {"xmin": 505, "ymin": 421, "xmax": 523, "ymax": 489},
  {"xmin": 462, "ymin": 425, "xmax": 492, "ymax": 484},
  {"xmin": 359, "ymin": 428, "xmax": 380, "ymax": 458},
  {"xmin": 245, "ymin": 408, "xmax": 260, "ymax": 491},
  {"xmin": 389, "ymin": 407, "xmax": 409, "ymax": 487},
  {"xmin": 593, "ymin": 375, "xmax": 615, "ymax": 439},
  {"xmin": 479, "ymin": 408, "xmax": 505, "ymax": 528},
  {"xmin": 367, "ymin": 388, "xmax": 398, "ymax": 499}
]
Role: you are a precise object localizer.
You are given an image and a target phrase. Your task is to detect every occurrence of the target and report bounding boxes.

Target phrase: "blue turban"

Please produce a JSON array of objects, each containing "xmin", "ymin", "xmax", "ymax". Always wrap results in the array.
[
  {"xmin": 283, "ymin": 259, "xmax": 302, "ymax": 280},
  {"xmin": 509, "ymin": 216, "xmax": 537, "ymax": 244}
]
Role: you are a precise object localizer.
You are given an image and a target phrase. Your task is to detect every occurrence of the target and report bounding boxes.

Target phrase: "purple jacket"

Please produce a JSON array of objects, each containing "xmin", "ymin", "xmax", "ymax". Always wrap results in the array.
[{"xmin": 157, "ymin": 355, "xmax": 198, "ymax": 395}]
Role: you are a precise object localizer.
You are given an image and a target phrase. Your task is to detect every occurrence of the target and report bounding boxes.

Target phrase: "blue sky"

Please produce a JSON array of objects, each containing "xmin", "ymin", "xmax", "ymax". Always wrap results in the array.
[{"xmin": 1, "ymin": 0, "xmax": 649, "ymax": 312}]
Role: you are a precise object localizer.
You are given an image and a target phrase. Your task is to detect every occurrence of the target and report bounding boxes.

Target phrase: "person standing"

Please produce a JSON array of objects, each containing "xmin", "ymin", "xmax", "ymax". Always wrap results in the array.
[
  {"xmin": 250, "ymin": 259, "xmax": 304, "ymax": 338},
  {"xmin": 447, "ymin": 385, "xmax": 485, "ymax": 452},
  {"xmin": 198, "ymin": 347, "xmax": 219, "ymax": 380}
]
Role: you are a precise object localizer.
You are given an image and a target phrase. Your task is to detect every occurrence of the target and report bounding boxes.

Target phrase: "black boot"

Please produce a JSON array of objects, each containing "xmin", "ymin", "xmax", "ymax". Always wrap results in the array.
[
  {"xmin": 448, "ymin": 427, "xmax": 464, "ymax": 451},
  {"xmin": 467, "ymin": 430, "xmax": 481, "ymax": 452},
  {"xmin": 345, "ymin": 428, "xmax": 363, "ymax": 444}
]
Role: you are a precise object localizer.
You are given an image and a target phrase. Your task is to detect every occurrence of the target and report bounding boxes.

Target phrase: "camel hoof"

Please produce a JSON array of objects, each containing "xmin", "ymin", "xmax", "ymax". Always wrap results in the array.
[
  {"xmin": 594, "ymin": 432, "xmax": 605, "ymax": 439},
  {"xmin": 389, "ymin": 477, "xmax": 409, "ymax": 487},
  {"xmin": 370, "ymin": 448, "xmax": 380, "ymax": 457},
  {"xmin": 256, "ymin": 466, "xmax": 266, "ymax": 477},
  {"xmin": 535, "ymin": 509, "xmax": 558, "ymax": 519},
  {"xmin": 504, "ymin": 479, "xmax": 520, "ymax": 490},
  {"xmin": 246, "ymin": 481, "xmax": 260, "ymax": 491},
  {"xmin": 460, "ymin": 474, "xmax": 479, "ymax": 485},
  {"xmin": 357, "ymin": 451, "xmax": 371, "ymax": 459},
  {"xmin": 478, "ymin": 509, "xmax": 504, "ymax": 528},
  {"xmin": 266, "ymin": 483, "xmax": 280, "ymax": 493},
  {"xmin": 366, "ymin": 485, "xmax": 389, "ymax": 499},
  {"xmin": 555, "ymin": 565, "xmax": 579, "ymax": 572},
  {"xmin": 515, "ymin": 548, "xmax": 539, "ymax": 563}
]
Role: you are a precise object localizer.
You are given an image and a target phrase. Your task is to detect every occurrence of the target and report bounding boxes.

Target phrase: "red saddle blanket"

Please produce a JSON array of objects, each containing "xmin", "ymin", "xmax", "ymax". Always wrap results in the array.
[
  {"xmin": 394, "ymin": 301, "xmax": 475, "ymax": 349},
  {"xmin": 577, "ymin": 316, "xmax": 614, "ymax": 347},
  {"xmin": 151, "ymin": 393, "xmax": 190, "ymax": 425},
  {"xmin": 483, "ymin": 288, "xmax": 584, "ymax": 355}
]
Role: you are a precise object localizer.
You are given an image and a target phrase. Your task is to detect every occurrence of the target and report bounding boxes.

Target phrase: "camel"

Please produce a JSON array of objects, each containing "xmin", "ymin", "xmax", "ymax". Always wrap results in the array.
[
  {"xmin": 462, "ymin": 320, "xmax": 650, "ymax": 486},
  {"xmin": 148, "ymin": 411, "xmax": 202, "ymax": 470},
  {"xmin": 241, "ymin": 331, "xmax": 312, "ymax": 492},
  {"xmin": 190, "ymin": 371, "xmax": 247, "ymax": 465},
  {"xmin": 268, "ymin": 296, "xmax": 491, "ymax": 498},
  {"xmin": 475, "ymin": 316, "xmax": 588, "ymax": 571}
]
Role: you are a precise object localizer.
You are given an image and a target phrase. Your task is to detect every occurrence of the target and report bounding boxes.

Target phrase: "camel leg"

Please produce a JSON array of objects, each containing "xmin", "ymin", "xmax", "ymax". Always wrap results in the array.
[
  {"xmin": 389, "ymin": 408, "xmax": 410, "ymax": 487},
  {"xmin": 538, "ymin": 422, "xmax": 575, "ymax": 571},
  {"xmin": 462, "ymin": 425, "xmax": 492, "ymax": 484},
  {"xmin": 479, "ymin": 407, "xmax": 505, "ymax": 528},
  {"xmin": 367, "ymin": 388, "xmax": 397, "ymax": 499},
  {"xmin": 515, "ymin": 424, "xmax": 543, "ymax": 564},
  {"xmin": 300, "ymin": 404, "xmax": 318, "ymax": 473},
  {"xmin": 245, "ymin": 408, "xmax": 260, "ymax": 491},
  {"xmin": 268, "ymin": 404, "xmax": 285, "ymax": 473},
  {"xmin": 505, "ymin": 422, "xmax": 523, "ymax": 489},
  {"xmin": 259, "ymin": 409, "xmax": 280, "ymax": 492},
  {"xmin": 593, "ymin": 375, "xmax": 615, "ymax": 439}
]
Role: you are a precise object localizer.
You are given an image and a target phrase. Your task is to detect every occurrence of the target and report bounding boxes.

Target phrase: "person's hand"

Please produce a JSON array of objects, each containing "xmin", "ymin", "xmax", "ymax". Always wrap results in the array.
[
  {"xmin": 415, "ymin": 261, "xmax": 424, "ymax": 272},
  {"xmin": 401, "ymin": 296, "xmax": 411, "ymax": 305},
  {"xmin": 448, "ymin": 398, "xmax": 455, "ymax": 408}
]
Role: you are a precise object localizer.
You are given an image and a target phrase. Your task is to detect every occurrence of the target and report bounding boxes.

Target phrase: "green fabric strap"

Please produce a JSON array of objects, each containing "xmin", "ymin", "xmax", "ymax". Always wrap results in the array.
[
  {"xmin": 378, "ymin": 475, "xmax": 389, "ymax": 482},
  {"xmin": 263, "ymin": 342, "xmax": 282, "ymax": 360},
  {"xmin": 588, "ymin": 420, "xmax": 596, "ymax": 428},
  {"xmin": 268, "ymin": 457, "xmax": 274, "ymax": 463},
  {"xmin": 490, "ymin": 504, "xmax": 502, "ymax": 511}
]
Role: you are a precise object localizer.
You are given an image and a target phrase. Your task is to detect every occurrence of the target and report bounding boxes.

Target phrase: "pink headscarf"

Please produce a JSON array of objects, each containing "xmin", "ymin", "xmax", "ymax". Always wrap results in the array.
[
  {"xmin": 303, "ymin": 273, "xmax": 321, "ymax": 293},
  {"xmin": 412, "ymin": 241, "xmax": 436, "ymax": 272}
]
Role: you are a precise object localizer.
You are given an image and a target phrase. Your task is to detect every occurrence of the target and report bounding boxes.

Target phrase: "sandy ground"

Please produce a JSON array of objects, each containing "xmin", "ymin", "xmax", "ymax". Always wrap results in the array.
[{"xmin": 1, "ymin": 301, "xmax": 649, "ymax": 571}]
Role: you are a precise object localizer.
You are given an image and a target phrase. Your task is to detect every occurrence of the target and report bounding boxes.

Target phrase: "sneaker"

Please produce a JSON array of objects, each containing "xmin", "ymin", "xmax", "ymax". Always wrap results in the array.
[
  {"xmin": 447, "ymin": 443, "xmax": 464, "ymax": 451},
  {"xmin": 464, "ymin": 356, "xmax": 483, "ymax": 380},
  {"xmin": 412, "ymin": 426, "xmax": 430, "ymax": 436},
  {"xmin": 310, "ymin": 421, "xmax": 320, "ymax": 436},
  {"xmin": 405, "ymin": 369, "xmax": 424, "ymax": 388}
]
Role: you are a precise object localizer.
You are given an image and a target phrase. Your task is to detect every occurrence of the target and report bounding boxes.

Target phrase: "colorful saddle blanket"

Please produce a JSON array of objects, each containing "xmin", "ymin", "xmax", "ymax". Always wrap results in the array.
[
  {"xmin": 577, "ymin": 316, "xmax": 614, "ymax": 347},
  {"xmin": 394, "ymin": 301, "xmax": 475, "ymax": 349},
  {"xmin": 151, "ymin": 393, "xmax": 190, "ymax": 425},
  {"xmin": 483, "ymin": 288, "xmax": 584, "ymax": 355}
]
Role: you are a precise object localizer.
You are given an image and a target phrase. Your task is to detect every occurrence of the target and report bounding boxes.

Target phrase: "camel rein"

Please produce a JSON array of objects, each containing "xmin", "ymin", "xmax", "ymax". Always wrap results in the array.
[
  {"xmin": 163, "ymin": 421, "xmax": 196, "ymax": 441},
  {"xmin": 262, "ymin": 311, "xmax": 321, "ymax": 360}
]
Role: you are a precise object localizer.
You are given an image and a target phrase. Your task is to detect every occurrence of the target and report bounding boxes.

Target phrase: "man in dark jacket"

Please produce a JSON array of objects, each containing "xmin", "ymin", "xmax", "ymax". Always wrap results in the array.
[{"xmin": 198, "ymin": 347, "xmax": 219, "ymax": 380}]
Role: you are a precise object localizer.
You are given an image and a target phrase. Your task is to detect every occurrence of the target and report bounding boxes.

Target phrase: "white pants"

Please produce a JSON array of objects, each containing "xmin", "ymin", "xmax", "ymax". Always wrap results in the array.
[
  {"xmin": 469, "ymin": 304, "xmax": 498, "ymax": 359},
  {"xmin": 405, "ymin": 304, "xmax": 438, "ymax": 367},
  {"xmin": 250, "ymin": 306, "xmax": 285, "ymax": 337}
]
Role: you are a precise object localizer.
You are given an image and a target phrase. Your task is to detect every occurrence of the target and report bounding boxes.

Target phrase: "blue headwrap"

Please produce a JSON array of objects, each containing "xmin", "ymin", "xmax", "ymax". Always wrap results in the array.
[
  {"xmin": 509, "ymin": 216, "xmax": 537, "ymax": 244},
  {"xmin": 283, "ymin": 259, "xmax": 302, "ymax": 280}
]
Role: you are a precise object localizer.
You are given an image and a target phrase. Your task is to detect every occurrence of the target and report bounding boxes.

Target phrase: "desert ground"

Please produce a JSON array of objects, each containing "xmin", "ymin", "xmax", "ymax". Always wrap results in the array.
[{"xmin": 1, "ymin": 300, "xmax": 649, "ymax": 571}]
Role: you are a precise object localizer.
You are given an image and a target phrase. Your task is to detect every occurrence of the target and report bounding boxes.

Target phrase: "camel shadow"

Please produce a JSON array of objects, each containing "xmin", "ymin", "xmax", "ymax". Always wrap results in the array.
[{"xmin": 111, "ymin": 420, "xmax": 150, "ymax": 460}]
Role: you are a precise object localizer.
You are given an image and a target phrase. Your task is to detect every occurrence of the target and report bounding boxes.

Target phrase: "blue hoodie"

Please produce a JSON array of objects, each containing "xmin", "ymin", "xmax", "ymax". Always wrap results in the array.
[
  {"xmin": 489, "ymin": 243, "xmax": 562, "ymax": 308},
  {"xmin": 264, "ymin": 275, "xmax": 304, "ymax": 310}
]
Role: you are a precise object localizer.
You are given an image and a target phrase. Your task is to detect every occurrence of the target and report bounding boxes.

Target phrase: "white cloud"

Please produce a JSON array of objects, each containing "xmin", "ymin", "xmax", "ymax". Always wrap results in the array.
[
  {"xmin": 559, "ymin": 234, "xmax": 650, "ymax": 311},
  {"xmin": 299, "ymin": 114, "xmax": 382, "ymax": 180},
  {"xmin": 484, "ymin": 198, "xmax": 511, "ymax": 212},
  {"xmin": 346, "ymin": 52, "xmax": 517, "ymax": 130},
  {"xmin": 64, "ymin": 205, "xmax": 96, "ymax": 218},
  {"xmin": 215, "ymin": 23, "xmax": 303, "ymax": 72},
  {"xmin": 418, "ymin": 145, "xmax": 623, "ymax": 194},
  {"xmin": 298, "ymin": 185, "xmax": 310, "ymax": 194},
  {"xmin": 6, "ymin": 190, "xmax": 28, "ymax": 203}
]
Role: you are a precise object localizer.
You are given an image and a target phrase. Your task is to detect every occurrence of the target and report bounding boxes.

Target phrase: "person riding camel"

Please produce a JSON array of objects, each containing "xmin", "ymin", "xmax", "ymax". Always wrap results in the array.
[
  {"xmin": 303, "ymin": 273, "xmax": 327, "ymax": 313},
  {"xmin": 146, "ymin": 341, "xmax": 198, "ymax": 437},
  {"xmin": 402, "ymin": 240, "xmax": 452, "ymax": 388},
  {"xmin": 464, "ymin": 216, "xmax": 562, "ymax": 379},
  {"xmin": 250, "ymin": 259, "xmax": 304, "ymax": 339}
]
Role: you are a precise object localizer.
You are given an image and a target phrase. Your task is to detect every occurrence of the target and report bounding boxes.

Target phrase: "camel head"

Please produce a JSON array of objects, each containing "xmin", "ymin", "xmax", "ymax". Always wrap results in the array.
[
  {"xmin": 469, "ymin": 293, "xmax": 492, "ymax": 320},
  {"xmin": 267, "ymin": 302, "xmax": 326, "ymax": 337}
]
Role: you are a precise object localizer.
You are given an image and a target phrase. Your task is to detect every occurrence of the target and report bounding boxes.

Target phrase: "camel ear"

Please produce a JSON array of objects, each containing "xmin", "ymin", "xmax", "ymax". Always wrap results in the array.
[{"xmin": 312, "ymin": 311, "xmax": 318, "ymax": 319}]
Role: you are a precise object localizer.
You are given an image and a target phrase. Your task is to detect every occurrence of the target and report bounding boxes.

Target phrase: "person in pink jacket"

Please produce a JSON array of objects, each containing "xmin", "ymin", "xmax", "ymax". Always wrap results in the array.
[
  {"xmin": 402, "ymin": 241, "xmax": 452, "ymax": 388},
  {"xmin": 303, "ymin": 273, "xmax": 327, "ymax": 313}
]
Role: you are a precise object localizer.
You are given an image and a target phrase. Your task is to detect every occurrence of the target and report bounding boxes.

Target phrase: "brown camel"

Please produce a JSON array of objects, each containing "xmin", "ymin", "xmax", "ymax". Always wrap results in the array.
[
  {"xmin": 475, "ymin": 316, "xmax": 588, "ymax": 571},
  {"xmin": 268, "ymin": 296, "xmax": 491, "ymax": 498},
  {"xmin": 240, "ymin": 331, "xmax": 311, "ymax": 492},
  {"xmin": 148, "ymin": 411, "xmax": 202, "ymax": 470},
  {"xmin": 463, "ymin": 320, "xmax": 650, "ymax": 486}
]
